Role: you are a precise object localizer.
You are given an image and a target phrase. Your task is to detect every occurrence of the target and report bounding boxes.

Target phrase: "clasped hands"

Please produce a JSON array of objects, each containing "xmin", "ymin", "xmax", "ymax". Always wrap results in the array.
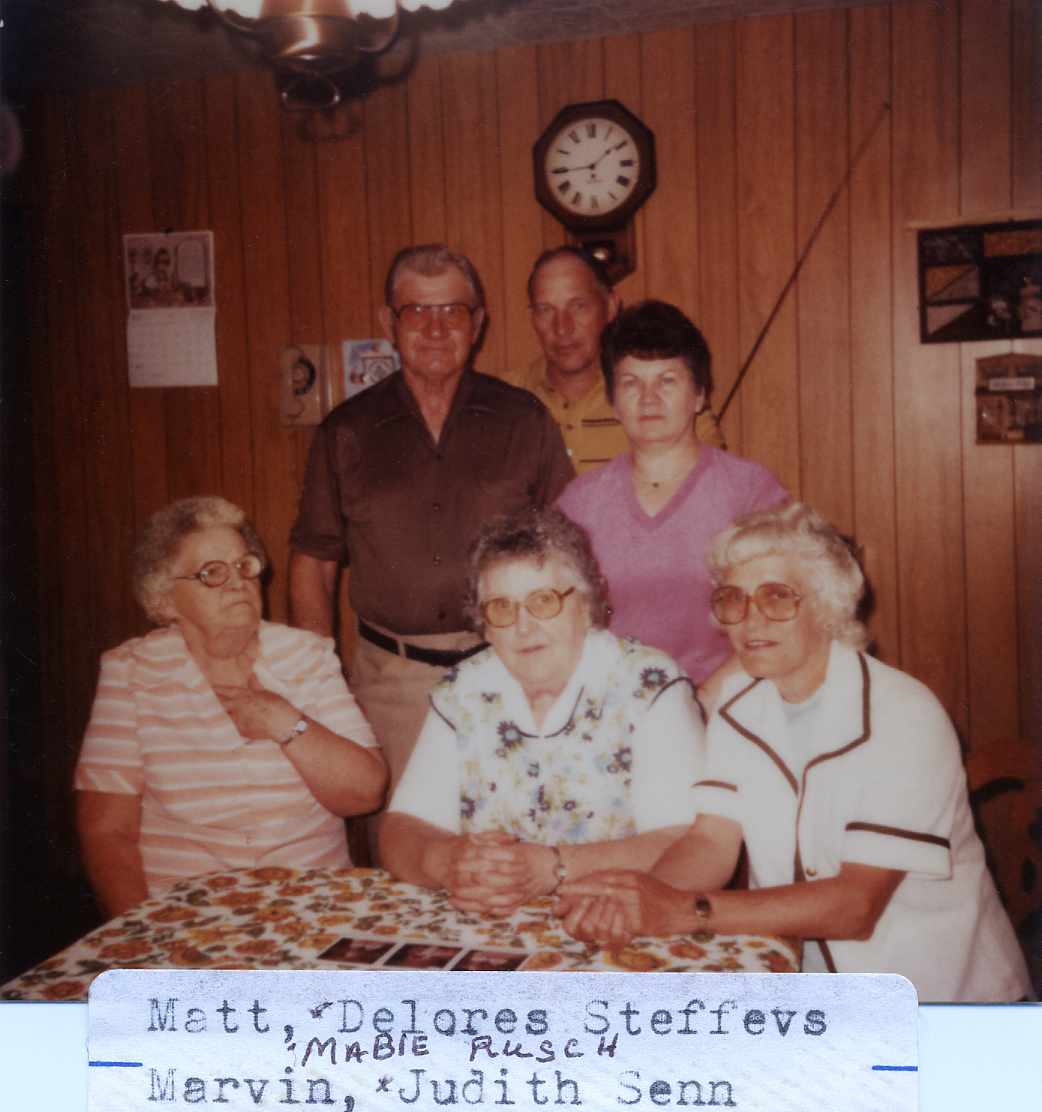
[
  {"xmin": 553, "ymin": 871, "xmax": 692, "ymax": 948},
  {"xmin": 435, "ymin": 832, "xmax": 559, "ymax": 918}
]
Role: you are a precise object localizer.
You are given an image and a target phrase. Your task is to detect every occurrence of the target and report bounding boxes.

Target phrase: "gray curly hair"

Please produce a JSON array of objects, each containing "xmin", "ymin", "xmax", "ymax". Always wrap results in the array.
[
  {"xmin": 463, "ymin": 507, "xmax": 610, "ymax": 637},
  {"xmin": 133, "ymin": 496, "xmax": 267, "ymax": 626},
  {"xmin": 705, "ymin": 502, "xmax": 869, "ymax": 650}
]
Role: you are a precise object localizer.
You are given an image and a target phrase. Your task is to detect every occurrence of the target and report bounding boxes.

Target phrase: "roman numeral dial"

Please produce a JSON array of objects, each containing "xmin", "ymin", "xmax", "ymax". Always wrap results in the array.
[{"xmin": 542, "ymin": 117, "xmax": 642, "ymax": 218}]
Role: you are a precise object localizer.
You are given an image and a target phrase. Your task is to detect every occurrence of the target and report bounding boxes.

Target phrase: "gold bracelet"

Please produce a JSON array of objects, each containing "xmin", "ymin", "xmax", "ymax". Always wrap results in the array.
[{"xmin": 549, "ymin": 845, "xmax": 568, "ymax": 890}]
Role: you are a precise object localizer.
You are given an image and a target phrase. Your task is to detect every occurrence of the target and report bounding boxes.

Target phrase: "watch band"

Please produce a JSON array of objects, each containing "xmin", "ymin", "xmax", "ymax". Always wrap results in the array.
[
  {"xmin": 550, "ymin": 845, "xmax": 568, "ymax": 889},
  {"xmin": 280, "ymin": 715, "xmax": 308, "ymax": 747},
  {"xmin": 692, "ymin": 892, "xmax": 713, "ymax": 935}
]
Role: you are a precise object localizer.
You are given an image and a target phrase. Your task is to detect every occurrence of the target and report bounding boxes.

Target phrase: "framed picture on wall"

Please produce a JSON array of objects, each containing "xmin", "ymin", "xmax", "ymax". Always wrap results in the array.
[{"xmin": 918, "ymin": 219, "xmax": 1042, "ymax": 343}]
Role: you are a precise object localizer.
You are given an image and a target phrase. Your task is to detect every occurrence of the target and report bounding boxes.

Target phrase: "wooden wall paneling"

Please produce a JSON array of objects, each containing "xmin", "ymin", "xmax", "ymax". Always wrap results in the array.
[
  {"xmin": 67, "ymin": 86, "xmax": 137, "ymax": 663},
  {"xmin": 361, "ymin": 82, "xmax": 414, "ymax": 318},
  {"xmin": 693, "ymin": 21, "xmax": 742, "ymax": 446},
  {"xmin": 311, "ymin": 83, "xmax": 372, "ymax": 654},
  {"xmin": 1011, "ymin": 0, "xmax": 1042, "ymax": 743},
  {"xmin": 639, "ymin": 27, "xmax": 699, "ymax": 322},
  {"xmin": 733, "ymin": 14, "xmax": 800, "ymax": 489},
  {"xmin": 1011, "ymin": 0, "xmax": 1042, "ymax": 208},
  {"xmin": 602, "ymin": 33, "xmax": 646, "ymax": 307},
  {"xmin": 278, "ymin": 105, "xmax": 328, "ymax": 487},
  {"xmin": 535, "ymin": 39, "xmax": 606, "ymax": 250},
  {"xmin": 958, "ymin": 0, "xmax": 1020, "ymax": 746},
  {"xmin": 31, "ymin": 94, "xmax": 86, "ymax": 833},
  {"xmin": 890, "ymin": 0, "xmax": 967, "ymax": 730},
  {"xmin": 493, "ymin": 46, "xmax": 547, "ymax": 373},
  {"xmin": 111, "ymin": 83, "xmax": 168, "ymax": 558},
  {"xmin": 793, "ymin": 8, "xmax": 853, "ymax": 531},
  {"xmin": 847, "ymin": 3, "xmax": 899, "ymax": 664},
  {"xmin": 232, "ymin": 74, "xmax": 298, "ymax": 623},
  {"xmin": 147, "ymin": 79, "xmax": 224, "ymax": 505},
  {"xmin": 202, "ymin": 75, "xmax": 257, "ymax": 520},
  {"xmin": 406, "ymin": 55, "xmax": 449, "ymax": 245},
  {"xmin": 440, "ymin": 51, "xmax": 506, "ymax": 376}
]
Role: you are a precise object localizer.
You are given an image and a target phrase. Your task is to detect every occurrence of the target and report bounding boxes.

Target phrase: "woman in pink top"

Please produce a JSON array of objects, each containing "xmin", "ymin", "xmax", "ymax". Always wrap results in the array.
[
  {"xmin": 75, "ymin": 497, "xmax": 387, "ymax": 919},
  {"xmin": 557, "ymin": 301, "xmax": 788, "ymax": 694}
]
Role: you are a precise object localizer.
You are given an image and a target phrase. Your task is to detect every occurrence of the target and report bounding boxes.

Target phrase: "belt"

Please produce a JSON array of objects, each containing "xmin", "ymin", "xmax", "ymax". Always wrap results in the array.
[{"xmin": 357, "ymin": 620, "xmax": 488, "ymax": 669}]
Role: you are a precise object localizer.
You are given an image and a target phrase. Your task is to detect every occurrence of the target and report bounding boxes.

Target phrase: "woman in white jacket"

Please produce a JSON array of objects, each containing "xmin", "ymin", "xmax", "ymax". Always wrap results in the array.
[{"xmin": 556, "ymin": 502, "xmax": 1031, "ymax": 1002}]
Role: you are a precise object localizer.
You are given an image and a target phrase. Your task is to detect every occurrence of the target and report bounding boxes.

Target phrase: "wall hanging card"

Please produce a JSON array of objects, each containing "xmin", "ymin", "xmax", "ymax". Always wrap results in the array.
[
  {"xmin": 918, "ymin": 219, "xmax": 1042, "ymax": 343},
  {"xmin": 124, "ymin": 231, "xmax": 218, "ymax": 387},
  {"xmin": 343, "ymin": 338, "xmax": 399, "ymax": 401}
]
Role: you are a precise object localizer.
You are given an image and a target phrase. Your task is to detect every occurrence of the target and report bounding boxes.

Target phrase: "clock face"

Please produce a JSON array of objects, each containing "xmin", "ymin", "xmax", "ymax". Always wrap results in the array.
[{"xmin": 543, "ymin": 116, "xmax": 641, "ymax": 219}]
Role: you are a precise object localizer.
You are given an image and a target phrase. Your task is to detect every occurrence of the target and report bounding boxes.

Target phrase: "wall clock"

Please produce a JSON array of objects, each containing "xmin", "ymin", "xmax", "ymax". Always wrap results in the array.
[{"xmin": 533, "ymin": 99, "xmax": 656, "ymax": 278}]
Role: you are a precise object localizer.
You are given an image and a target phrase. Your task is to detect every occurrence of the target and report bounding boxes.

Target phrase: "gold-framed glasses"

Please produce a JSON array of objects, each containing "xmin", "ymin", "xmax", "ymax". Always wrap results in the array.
[
  {"xmin": 173, "ymin": 554, "xmax": 264, "ymax": 589},
  {"xmin": 710, "ymin": 582, "xmax": 806, "ymax": 625},
  {"xmin": 482, "ymin": 587, "xmax": 575, "ymax": 628},
  {"xmin": 392, "ymin": 302, "xmax": 475, "ymax": 331}
]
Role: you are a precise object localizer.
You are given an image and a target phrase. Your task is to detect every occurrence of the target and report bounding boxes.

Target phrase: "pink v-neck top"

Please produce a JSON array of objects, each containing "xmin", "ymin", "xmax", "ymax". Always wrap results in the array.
[{"xmin": 557, "ymin": 447, "xmax": 788, "ymax": 683}]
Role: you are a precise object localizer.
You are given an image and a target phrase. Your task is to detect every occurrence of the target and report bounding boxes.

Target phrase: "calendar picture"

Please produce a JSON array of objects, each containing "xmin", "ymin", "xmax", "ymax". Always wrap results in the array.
[
  {"xmin": 124, "ymin": 230, "xmax": 218, "ymax": 388},
  {"xmin": 124, "ymin": 231, "xmax": 214, "ymax": 310}
]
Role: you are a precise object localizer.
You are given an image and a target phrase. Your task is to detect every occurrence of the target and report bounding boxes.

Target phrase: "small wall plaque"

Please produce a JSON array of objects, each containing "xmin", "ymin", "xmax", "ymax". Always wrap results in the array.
[{"xmin": 975, "ymin": 353, "xmax": 1042, "ymax": 443}]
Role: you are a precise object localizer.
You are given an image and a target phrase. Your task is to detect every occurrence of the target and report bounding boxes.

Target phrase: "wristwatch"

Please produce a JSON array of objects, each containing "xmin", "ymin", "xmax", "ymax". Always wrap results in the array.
[
  {"xmin": 692, "ymin": 892, "xmax": 713, "ymax": 937},
  {"xmin": 280, "ymin": 715, "xmax": 308, "ymax": 747},
  {"xmin": 550, "ymin": 846, "xmax": 568, "ymax": 889}
]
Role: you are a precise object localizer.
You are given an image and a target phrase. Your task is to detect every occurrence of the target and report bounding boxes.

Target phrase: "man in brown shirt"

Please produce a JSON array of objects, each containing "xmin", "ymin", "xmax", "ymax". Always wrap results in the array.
[{"xmin": 289, "ymin": 245, "xmax": 574, "ymax": 795}]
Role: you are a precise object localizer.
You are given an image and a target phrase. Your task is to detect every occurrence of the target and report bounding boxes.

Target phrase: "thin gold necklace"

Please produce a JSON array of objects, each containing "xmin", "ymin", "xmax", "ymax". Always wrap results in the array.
[{"xmin": 633, "ymin": 449, "xmax": 699, "ymax": 497}]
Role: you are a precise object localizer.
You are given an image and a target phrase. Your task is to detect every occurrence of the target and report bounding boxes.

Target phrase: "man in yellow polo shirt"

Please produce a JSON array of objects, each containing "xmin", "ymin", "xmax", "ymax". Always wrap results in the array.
[{"xmin": 499, "ymin": 246, "xmax": 723, "ymax": 473}]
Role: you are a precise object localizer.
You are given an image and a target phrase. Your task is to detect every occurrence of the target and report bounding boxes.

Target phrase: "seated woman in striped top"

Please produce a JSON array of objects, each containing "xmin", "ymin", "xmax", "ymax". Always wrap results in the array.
[{"xmin": 74, "ymin": 496, "xmax": 387, "ymax": 920}]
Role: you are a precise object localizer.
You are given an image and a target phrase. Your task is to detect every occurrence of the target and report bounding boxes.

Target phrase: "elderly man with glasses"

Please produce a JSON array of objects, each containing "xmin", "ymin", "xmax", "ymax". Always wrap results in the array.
[{"xmin": 289, "ymin": 246, "xmax": 574, "ymax": 822}]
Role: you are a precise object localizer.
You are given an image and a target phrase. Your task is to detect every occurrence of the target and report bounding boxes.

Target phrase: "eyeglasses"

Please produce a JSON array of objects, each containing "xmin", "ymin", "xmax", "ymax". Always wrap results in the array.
[
  {"xmin": 392, "ymin": 302, "xmax": 475, "ymax": 331},
  {"xmin": 482, "ymin": 587, "xmax": 575, "ymax": 628},
  {"xmin": 173, "ymin": 553, "xmax": 264, "ymax": 589},
  {"xmin": 710, "ymin": 582, "xmax": 806, "ymax": 625}
]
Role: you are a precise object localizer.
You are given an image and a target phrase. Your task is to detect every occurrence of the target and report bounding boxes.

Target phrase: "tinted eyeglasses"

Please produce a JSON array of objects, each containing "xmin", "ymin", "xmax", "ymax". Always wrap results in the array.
[
  {"xmin": 392, "ymin": 302, "xmax": 475, "ymax": 331},
  {"xmin": 173, "ymin": 553, "xmax": 264, "ymax": 589},
  {"xmin": 710, "ymin": 582, "xmax": 806, "ymax": 625},
  {"xmin": 482, "ymin": 587, "xmax": 575, "ymax": 629}
]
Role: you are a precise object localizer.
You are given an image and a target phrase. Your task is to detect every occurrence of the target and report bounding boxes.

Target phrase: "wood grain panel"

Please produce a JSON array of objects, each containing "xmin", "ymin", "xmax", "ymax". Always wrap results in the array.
[
  {"xmin": 202, "ymin": 75, "xmax": 256, "ymax": 519},
  {"xmin": 111, "ymin": 83, "xmax": 168, "ymax": 554},
  {"xmin": 693, "ymin": 20, "xmax": 742, "ymax": 447},
  {"xmin": 233, "ymin": 74, "xmax": 297, "ymax": 623},
  {"xmin": 640, "ymin": 27, "xmax": 699, "ymax": 323},
  {"xmin": 406, "ymin": 54, "xmax": 448, "ymax": 245},
  {"xmin": 1011, "ymin": 0, "xmax": 1041, "ymax": 210},
  {"xmin": 847, "ymin": 3, "xmax": 899, "ymax": 664},
  {"xmin": 493, "ymin": 45, "xmax": 546, "ymax": 374},
  {"xmin": 441, "ymin": 51, "xmax": 506, "ymax": 376},
  {"xmin": 958, "ymin": 0, "xmax": 1020, "ymax": 747},
  {"xmin": 794, "ymin": 8, "xmax": 853, "ymax": 532},
  {"xmin": 68, "ymin": 85, "xmax": 136, "ymax": 662},
  {"xmin": 733, "ymin": 14, "xmax": 800, "ymax": 489},
  {"xmin": 891, "ymin": 0, "xmax": 966, "ymax": 727},
  {"xmin": 361, "ymin": 81, "xmax": 413, "ymax": 317}
]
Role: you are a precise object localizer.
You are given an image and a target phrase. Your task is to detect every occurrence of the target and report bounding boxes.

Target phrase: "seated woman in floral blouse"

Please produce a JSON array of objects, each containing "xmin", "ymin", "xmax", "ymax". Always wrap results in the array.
[{"xmin": 380, "ymin": 508, "xmax": 706, "ymax": 918}]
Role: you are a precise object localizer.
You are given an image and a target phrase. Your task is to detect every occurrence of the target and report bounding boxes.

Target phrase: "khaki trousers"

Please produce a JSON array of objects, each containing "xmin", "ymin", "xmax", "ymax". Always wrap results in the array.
[{"xmin": 349, "ymin": 624, "xmax": 483, "ymax": 863}]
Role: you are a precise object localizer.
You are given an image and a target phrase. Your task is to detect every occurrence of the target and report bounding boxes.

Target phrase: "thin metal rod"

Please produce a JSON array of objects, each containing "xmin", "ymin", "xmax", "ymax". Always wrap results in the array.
[{"xmin": 718, "ymin": 100, "xmax": 892, "ymax": 421}]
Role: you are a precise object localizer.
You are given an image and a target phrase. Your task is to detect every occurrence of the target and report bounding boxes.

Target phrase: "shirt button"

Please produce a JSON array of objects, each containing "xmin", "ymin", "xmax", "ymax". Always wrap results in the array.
[
  {"xmin": 805, "ymin": 867, "xmax": 817, "ymax": 877},
  {"xmin": 433, "ymin": 555, "xmax": 441, "ymax": 565},
  {"xmin": 433, "ymin": 502, "xmax": 441, "ymax": 511}
]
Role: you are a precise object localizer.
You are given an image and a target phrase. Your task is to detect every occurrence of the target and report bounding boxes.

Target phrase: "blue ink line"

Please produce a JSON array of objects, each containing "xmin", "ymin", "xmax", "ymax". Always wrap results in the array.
[
  {"xmin": 872, "ymin": 1065, "xmax": 918, "ymax": 1072},
  {"xmin": 89, "ymin": 1061, "xmax": 143, "ymax": 1068}
]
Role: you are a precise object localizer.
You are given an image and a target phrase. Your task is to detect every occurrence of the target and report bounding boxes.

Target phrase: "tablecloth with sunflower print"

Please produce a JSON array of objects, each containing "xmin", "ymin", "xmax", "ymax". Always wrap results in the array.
[{"xmin": 1, "ymin": 867, "xmax": 798, "ymax": 1001}]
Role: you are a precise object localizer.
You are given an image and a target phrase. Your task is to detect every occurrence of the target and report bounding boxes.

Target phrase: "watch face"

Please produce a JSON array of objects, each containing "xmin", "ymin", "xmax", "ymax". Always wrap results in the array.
[{"xmin": 543, "ymin": 116, "xmax": 641, "ymax": 219}]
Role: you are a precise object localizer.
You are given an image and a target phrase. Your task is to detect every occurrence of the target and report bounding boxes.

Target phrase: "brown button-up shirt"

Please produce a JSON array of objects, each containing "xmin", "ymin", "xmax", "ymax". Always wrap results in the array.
[{"xmin": 289, "ymin": 370, "xmax": 575, "ymax": 636}]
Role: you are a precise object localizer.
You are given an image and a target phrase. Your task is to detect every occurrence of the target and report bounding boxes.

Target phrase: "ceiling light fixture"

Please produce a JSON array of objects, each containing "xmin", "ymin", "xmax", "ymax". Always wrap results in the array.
[{"xmin": 161, "ymin": 1, "xmax": 463, "ymax": 108}]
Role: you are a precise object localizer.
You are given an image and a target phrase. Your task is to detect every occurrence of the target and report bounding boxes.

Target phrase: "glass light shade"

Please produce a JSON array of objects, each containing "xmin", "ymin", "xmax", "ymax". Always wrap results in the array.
[{"xmin": 163, "ymin": 1, "xmax": 455, "ymax": 15}]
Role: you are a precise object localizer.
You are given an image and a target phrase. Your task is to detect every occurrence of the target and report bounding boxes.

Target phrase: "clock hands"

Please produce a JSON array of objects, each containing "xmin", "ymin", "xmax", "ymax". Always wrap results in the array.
[{"xmin": 551, "ymin": 140, "xmax": 631, "ymax": 175}]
